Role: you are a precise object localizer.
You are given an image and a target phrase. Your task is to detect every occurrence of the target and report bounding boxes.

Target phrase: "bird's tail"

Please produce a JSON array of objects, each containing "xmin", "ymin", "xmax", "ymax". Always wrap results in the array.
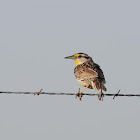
[
  {"xmin": 92, "ymin": 79, "xmax": 107, "ymax": 91},
  {"xmin": 102, "ymin": 84, "xmax": 107, "ymax": 91}
]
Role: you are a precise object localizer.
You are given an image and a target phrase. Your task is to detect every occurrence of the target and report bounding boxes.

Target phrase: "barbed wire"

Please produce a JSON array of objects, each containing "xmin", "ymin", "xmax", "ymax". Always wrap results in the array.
[{"xmin": 0, "ymin": 89, "xmax": 140, "ymax": 100}]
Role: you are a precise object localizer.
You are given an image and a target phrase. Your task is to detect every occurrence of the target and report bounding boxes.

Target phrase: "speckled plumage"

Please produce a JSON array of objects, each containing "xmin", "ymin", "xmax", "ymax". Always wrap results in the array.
[{"xmin": 74, "ymin": 60, "xmax": 107, "ymax": 91}]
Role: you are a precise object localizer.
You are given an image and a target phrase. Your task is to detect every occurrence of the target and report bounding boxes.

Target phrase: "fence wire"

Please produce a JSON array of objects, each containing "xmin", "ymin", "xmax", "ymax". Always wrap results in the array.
[{"xmin": 0, "ymin": 89, "xmax": 140, "ymax": 99}]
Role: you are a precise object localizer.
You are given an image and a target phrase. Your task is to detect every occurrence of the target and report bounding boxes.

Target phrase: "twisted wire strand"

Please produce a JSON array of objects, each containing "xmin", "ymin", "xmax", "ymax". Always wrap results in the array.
[{"xmin": 0, "ymin": 90, "xmax": 140, "ymax": 99}]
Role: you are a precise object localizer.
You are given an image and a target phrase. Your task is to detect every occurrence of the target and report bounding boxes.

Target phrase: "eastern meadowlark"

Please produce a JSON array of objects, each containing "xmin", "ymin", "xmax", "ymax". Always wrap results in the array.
[{"xmin": 65, "ymin": 53, "xmax": 107, "ymax": 101}]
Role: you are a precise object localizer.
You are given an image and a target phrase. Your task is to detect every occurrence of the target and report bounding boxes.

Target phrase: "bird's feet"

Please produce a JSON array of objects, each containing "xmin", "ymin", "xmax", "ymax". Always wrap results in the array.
[
  {"xmin": 98, "ymin": 92, "xmax": 104, "ymax": 101},
  {"xmin": 76, "ymin": 88, "xmax": 83, "ymax": 101}
]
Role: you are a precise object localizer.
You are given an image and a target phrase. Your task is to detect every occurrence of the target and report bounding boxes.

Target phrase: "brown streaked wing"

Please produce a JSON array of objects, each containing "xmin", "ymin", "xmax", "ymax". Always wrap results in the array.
[
  {"xmin": 92, "ymin": 63, "xmax": 105, "ymax": 79},
  {"xmin": 83, "ymin": 68, "xmax": 98, "ymax": 78},
  {"xmin": 74, "ymin": 62, "xmax": 98, "ymax": 78},
  {"xmin": 82, "ymin": 61, "xmax": 105, "ymax": 80}
]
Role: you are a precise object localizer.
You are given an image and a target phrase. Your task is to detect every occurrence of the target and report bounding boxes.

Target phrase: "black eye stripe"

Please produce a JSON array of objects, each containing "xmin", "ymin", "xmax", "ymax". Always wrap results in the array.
[{"xmin": 78, "ymin": 56, "xmax": 89, "ymax": 59}]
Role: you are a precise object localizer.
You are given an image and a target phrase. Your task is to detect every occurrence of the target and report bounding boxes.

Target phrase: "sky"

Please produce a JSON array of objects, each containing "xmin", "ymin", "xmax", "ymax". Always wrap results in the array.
[{"xmin": 0, "ymin": 0, "xmax": 140, "ymax": 140}]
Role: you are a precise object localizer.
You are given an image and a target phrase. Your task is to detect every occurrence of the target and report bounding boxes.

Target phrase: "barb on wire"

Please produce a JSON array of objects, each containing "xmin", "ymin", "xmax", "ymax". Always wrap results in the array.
[
  {"xmin": 35, "ymin": 88, "xmax": 43, "ymax": 95},
  {"xmin": 113, "ymin": 90, "xmax": 121, "ymax": 99},
  {"xmin": 0, "ymin": 90, "xmax": 140, "ymax": 100}
]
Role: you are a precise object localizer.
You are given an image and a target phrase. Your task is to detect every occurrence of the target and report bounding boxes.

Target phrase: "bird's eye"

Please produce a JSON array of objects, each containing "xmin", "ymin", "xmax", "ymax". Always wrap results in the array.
[{"xmin": 78, "ymin": 55, "xmax": 81, "ymax": 58}]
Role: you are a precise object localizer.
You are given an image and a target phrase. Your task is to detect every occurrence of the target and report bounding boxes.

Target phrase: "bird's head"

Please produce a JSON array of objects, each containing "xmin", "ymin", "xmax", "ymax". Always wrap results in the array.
[{"xmin": 65, "ymin": 53, "xmax": 92, "ymax": 65}]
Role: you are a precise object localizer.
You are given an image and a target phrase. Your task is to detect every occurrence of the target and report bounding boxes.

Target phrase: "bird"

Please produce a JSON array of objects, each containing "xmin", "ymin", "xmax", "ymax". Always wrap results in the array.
[{"xmin": 65, "ymin": 53, "xmax": 107, "ymax": 101}]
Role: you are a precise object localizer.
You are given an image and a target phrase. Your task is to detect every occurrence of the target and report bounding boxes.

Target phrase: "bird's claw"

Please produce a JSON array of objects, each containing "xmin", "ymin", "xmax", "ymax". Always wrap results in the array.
[
  {"xmin": 75, "ymin": 88, "xmax": 82, "ymax": 101},
  {"xmin": 98, "ymin": 92, "xmax": 104, "ymax": 101}
]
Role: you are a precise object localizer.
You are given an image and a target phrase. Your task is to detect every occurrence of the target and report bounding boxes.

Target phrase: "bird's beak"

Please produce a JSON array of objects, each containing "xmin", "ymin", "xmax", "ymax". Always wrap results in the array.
[{"xmin": 65, "ymin": 55, "xmax": 75, "ymax": 59}]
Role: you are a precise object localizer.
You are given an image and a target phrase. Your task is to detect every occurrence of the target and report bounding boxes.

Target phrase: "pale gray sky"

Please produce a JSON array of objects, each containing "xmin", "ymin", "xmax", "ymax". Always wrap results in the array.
[{"xmin": 0, "ymin": 0, "xmax": 140, "ymax": 140}]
